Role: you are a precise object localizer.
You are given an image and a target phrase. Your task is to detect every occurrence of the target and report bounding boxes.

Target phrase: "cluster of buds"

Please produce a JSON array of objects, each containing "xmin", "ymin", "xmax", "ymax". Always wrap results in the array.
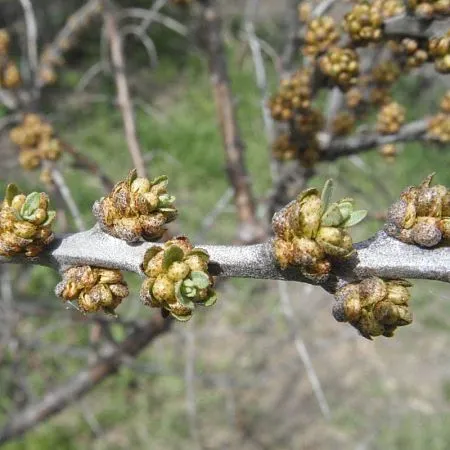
[
  {"xmin": 55, "ymin": 266, "xmax": 129, "ymax": 314},
  {"xmin": 0, "ymin": 184, "xmax": 55, "ymax": 257},
  {"xmin": 295, "ymin": 108, "xmax": 324, "ymax": 135},
  {"xmin": 390, "ymin": 38, "xmax": 428, "ymax": 70},
  {"xmin": 302, "ymin": 16, "xmax": 339, "ymax": 57},
  {"xmin": 38, "ymin": 2, "xmax": 102, "ymax": 86},
  {"xmin": 379, "ymin": 143, "xmax": 398, "ymax": 162},
  {"xmin": 428, "ymin": 113, "xmax": 450, "ymax": 143},
  {"xmin": 272, "ymin": 133, "xmax": 298, "ymax": 161},
  {"xmin": 319, "ymin": 47, "xmax": 360, "ymax": 91},
  {"xmin": 331, "ymin": 111, "xmax": 356, "ymax": 136},
  {"xmin": 9, "ymin": 114, "xmax": 62, "ymax": 172},
  {"xmin": 346, "ymin": 87, "xmax": 363, "ymax": 109},
  {"xmin": 371, "ymin": 61, "xmax": 401, "ymax": 86},
  {"xmin": 429, "ymin": 33, "xmax": 450, "ymax": 74},
  {"xmin": 385, "ymin": 173, "xmax": 450, "ymax": 247},
  {"xmin": 298, "ymin": 2, "xmax": 312, "ymax": 23},
  {"xmin": 0, "ymin": 29, "xmax": 21, "ymax": 89},
  {"xmin": 93, "ymin": 170, "xmax": 177, "ymax": 242},
  {"xmin": 140, "ymin": 237, "xmax": 216, "ymax": 321},
  {"xmin": 376, "ymin": 101, "xmax": 405, "ymax": 134},
  {"xmin": 333, "ymin": 278, "xmax": 413, "ymax": 339},
  {"xmin": 343, "ymin": 3, "xmax": 383, "ymax": 46},
  {"xmin": 407, "ymin": 0, "xmax": 450, "ymax": 17},
  {"xmin": 441, "ymin": 91, "xmax": 450, "ymax": 114},
  {"xmin": 372, "ymin": 0, "xmax": 405, "ymax": 18},
  {"xmin": 272, "ymin": 180, "xmax": 367, "ymax": 281},
  {"xmin": 271, "ymin": 108, "xmax": 324, "ymax": 167},
  {"xmin": 268, "ymin": 69, "xmax": 312, "ymax": 121},
  {"xmin": 298, "ymin": 138, "xmax": 322, "ymax": 168},
  {"xmin": 429, "ymin": 87, "xmax": 450, "ymax": 142},
  {"xmin": 369, "ymin": 86, "xmax": 392, "ymax": 106}
]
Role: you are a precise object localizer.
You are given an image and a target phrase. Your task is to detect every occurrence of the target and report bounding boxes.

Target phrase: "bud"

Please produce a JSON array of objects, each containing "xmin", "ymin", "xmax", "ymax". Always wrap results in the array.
[
  {"xmin": 151, "ymin": 275, "xmax": 176, "ymax": 304},
  {"xmin": 56, "ymin": 265, "xmax": 128, "ymax": 314},
  {"xmin": 333, "ymin": 278, "xmax": 413, "ymax": 339}
]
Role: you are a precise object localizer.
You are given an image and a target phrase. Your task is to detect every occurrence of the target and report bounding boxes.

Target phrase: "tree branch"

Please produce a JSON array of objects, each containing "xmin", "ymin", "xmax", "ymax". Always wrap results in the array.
[
  {"xmin": 38, "ymin": 0, "xmax": 102, "ymax": 88},
  {"xmin": 281, "ymin": 0, "xmax": 301, "ymax": 76},
  {"xmin": 104, "ymin": 4, "xmax": 147, "ymax": 178},
  {"xmin": 383, "ymin": 15, "xmax": 450, "ymax": 39},
  {"xmin": 199, "ymin": 0, "xmax": 262, "ymax": 243},
  {"xmin": 320, "ymin": 119, "xmax": 429, "ymax": 160},
  {"xmin": 18, "ymin": 0, "xmax": 38, "ymax": 86},
  {"xmin": 1, "ymin": 227, "xmax": 450, "ymax": 290},
  {"xmin": 60, "ymin": 139, "xmax": 115, "ymax": 192},
  {"xmin": 0, "ymin": 314, "xmax": 171, "ymax": 444}
]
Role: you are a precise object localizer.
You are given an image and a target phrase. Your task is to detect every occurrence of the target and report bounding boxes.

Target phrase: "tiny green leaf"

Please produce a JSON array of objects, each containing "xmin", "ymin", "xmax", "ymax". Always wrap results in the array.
[
  {"xmin": 320, "ymin": 179, "xmax": 333, "ymax": 212},
  {"xmin": 175, "ymin": 280, "xmax": 184, "ymax": 303},
  {"xmin": 151, "ymin": 175, "xmax": 168, "ymax": 187},
  {"xmin": 158, "ymin": 208, "xmax": 177, "ymax": 213},
  {"xmin": 5, "ymin": 184, "xmax": 20, "ymax": 206},
  {"xmin": 186, "ymin": 248, "xmax": 209, "ymax": 260},
  {"xmin": 342, "ymin": 210, "xmax": 367, "ymax": 228},
  {"xmin": 141, "ymin": 247, "xmax": 162, "ymax": 272},
  {"xmin": 391, "ymin": 279, "xmax": 413, "ymax": 287},
  {"xmin": 203, "ymin": 291, "xmax": 217, "ymax": 307},
  {"xmin": 337, "ymin": 200, "xmax": 354, "ymax": 221},
  {"xmin": 42, "ymin": 210, "xmax": 56, "ymax": 227},
  {"xmin": 185, "ymin": 289, "xmax": 197, "ymax": 298},
  {"xmin": 158, "ymin": 194, "xmax": 175, "ymax": 207},
  {"xmin": 190, "ymin": 271, "xmax": 210, "ymax": 289},
  {"xmin": 176, "ymin": 283, "xmax": 195, "ymax": 308},
  {"xmin": 20, "ymin": 192, "xmax": 40, "ymax": 219},
  {"xmin": 162, "ymin": 245, "xmax": 184, "ymax": 271},
  {"xmin": 170, "ymin": 311, "xmax": 192, "ymax": 322},
  {"xmin": 298, "ymin": 188, "xmax": 319, "ymax": 203},
  {"xmin": 321, "ymin": 203, "xmax": 344, "ymax": 227},
  {"xmin": 127, "ymin": 169, "xmax": 138, "ymax": 187},
  {"xmin": 420, "ymin": 173, "xmax": 435, "ymax": 188}
]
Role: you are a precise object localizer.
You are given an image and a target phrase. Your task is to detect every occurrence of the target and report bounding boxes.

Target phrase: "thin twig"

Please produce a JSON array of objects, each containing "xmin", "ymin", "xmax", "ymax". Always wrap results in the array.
[
  {"xmin": 277, "ymin": 280, "xmax": 331, "ymax": 419},
  {"xmin": 281, "ymin": 0, "xmax": 301, "ymax": 76},
  {"xmin": 60, "ymin": 139, "xmax": 114, "ymax": 192},
  {"xmin": 320, "ymin": 119, "xmax": 429, "ymax": 159},
  {"xmin": 18, "ymin": 0, "xmax": 38, "ymax": 85},
  {"xmin": 184, "ymin": 326, "xmax": 202, "ymax": 448},
  {"xmin": 244, "ymin": 0, "xmax": 278, "ymax": 183},
  {"xmin": 75, "ymin": 61, "xmax": 106, "ymax": 92},
  {"xmin": 121, "ymin": 8, "xmax": 189, "ymax": 37},
  {"xmin": 199, "ymin": 0, "xmax": 263, "ymax": 243},
  {"xmin": 132, "ymin": 0, "xmax": 168, "ymax": 36},
  {"xmin": 38, "ymin": 0, "xmax": 102, "ymax": 88},
  {"xmin": 104, "ymin": 4, "xmax": 146, "ymax": 177},
  {"xmin": 120, "ymin": 25, "xmax": 158, "ymax": 68},
  {"xmin": 50, "ymin": 167, "xmax": 86, "ymax": 231},
  {"xmin": 0, "ymin": 314, "xmax": 171, "ymax": 444},
  {"xmin": 195, "ymin": 187, "xmax": 234, "ymax": 241}
]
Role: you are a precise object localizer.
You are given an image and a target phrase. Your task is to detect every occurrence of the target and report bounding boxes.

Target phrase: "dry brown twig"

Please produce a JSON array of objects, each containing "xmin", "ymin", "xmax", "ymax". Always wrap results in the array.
[
  {"xmin": 103, "ymin": 2, "xmax": 147, "ymax": 178},
  {"xmin": 199, "ymin": 0, "xmax": 264, "ymax": 243}
]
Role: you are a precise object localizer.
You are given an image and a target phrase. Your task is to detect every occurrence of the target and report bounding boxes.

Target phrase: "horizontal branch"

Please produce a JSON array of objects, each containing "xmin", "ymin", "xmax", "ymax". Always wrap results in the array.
[
  {"xmin": 320, "ymin": 119, "xmax": 429, "ymax": 160},
  {"xmin": 384, "ymin": 15, "xmax": 450, "ymax": 39},
  {"xmin": 1, "ymin": 226, "xmax": 450, "ymax": 292}
]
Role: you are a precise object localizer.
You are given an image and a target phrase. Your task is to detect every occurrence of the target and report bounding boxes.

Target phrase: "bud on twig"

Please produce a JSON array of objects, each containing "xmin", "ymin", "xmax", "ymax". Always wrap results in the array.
[
  {"xmin": 93, "ymin": 169, "xmax": 177, "ymax": 242},
  {"xmin": 140, "ymin": 237, "xmax": 216, "ymax": 321}
]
